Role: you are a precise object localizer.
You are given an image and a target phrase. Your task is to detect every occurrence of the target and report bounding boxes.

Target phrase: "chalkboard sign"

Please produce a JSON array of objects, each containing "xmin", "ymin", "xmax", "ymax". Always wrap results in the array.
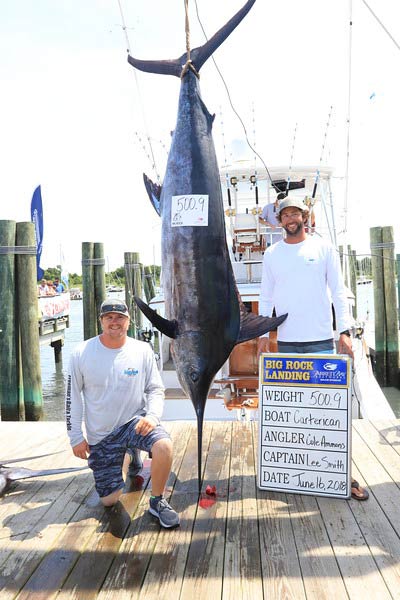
[{"xmin": 258, "ymin": 353, "xmax": 352, "ymax": 499}]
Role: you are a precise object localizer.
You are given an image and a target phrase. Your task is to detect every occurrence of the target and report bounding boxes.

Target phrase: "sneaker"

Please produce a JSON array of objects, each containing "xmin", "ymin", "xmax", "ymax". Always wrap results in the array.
[
  {"xmin": 149, "ymin": 495, "xmax": 180, "ymax": 528},
  {"xmin": 127, "ymin": 448, "xmax": 143, "ymax": 478}
]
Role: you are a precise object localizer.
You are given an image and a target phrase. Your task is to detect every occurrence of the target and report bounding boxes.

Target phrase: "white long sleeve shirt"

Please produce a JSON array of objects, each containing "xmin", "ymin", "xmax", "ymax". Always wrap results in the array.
[
  {"xmin": 259, "ymin": 236, "xmax": 352, "ymax": 342},
  {"xmin": 65, "ymin": 336, "xmax": 165, "ymax": 447}
]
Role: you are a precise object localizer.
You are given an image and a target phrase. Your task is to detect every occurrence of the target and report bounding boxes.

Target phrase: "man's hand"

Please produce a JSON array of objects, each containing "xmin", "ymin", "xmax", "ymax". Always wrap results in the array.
[
  {"xmin": 72, "ymin": 439, "xmax": 90, "ymax": 460},
  {"xmin": 135, "ymin": 415, "xmax": 158, "ymax": 437},
  {"xmin": 338, "ymin": 333, "xmax": 354, "ymax": 359},
  {"xmin": 257, "ymin": 337, "xmax": 270, "ymax": 357}
]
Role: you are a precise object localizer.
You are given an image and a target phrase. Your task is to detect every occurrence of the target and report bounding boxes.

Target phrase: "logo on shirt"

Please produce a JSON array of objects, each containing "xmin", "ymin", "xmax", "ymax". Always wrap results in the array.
[{"xmin": 124, "ymin": 367, "xmax": 139, "ymax": 376}]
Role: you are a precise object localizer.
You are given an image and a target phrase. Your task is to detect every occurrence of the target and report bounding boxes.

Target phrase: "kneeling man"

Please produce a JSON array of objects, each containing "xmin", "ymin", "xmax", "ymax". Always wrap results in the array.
[{"xmin": 65, "ymin": 298, "xmax": 179, "ymax": 528}]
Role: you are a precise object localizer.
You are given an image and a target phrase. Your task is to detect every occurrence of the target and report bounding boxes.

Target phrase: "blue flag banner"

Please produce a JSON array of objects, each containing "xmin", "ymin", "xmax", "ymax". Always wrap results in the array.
[{"xmin": 30, "ymin": 185, "xmax": 44, "ymax": 281}]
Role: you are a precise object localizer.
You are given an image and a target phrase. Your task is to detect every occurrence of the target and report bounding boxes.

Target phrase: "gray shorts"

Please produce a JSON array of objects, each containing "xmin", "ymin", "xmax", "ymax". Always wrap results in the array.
[{"xmin": 88, "ymin": 417, "xmax": 170, "ymax": 498}]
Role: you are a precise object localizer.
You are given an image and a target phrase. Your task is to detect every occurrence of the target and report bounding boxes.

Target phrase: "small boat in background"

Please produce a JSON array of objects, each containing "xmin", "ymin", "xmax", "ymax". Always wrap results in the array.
[
  {"xmin": 106, "ymin": 285, "xmax": 124, "ymax": 293},
  {"xmin": 69, "ymin": 288, "xmax": 83, "ymax": 300}
]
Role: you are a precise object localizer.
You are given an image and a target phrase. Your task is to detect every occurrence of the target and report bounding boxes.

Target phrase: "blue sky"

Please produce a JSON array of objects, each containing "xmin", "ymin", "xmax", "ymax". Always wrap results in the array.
[{"xmin": 1, "ymin": 0, "xmax": 399, "ymax": 272}]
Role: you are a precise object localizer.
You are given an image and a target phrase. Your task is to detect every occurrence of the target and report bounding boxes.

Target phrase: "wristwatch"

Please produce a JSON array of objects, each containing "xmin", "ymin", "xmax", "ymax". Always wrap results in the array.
[{"xmin": 340, "ymin": 330, "xmax": 351, "ymax": 337}]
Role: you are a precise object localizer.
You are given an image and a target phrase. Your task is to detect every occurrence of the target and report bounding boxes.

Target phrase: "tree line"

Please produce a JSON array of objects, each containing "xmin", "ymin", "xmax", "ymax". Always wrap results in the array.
[{"xmin": 41, "ymin": 265, "xmax": 161, "ymax": 289}]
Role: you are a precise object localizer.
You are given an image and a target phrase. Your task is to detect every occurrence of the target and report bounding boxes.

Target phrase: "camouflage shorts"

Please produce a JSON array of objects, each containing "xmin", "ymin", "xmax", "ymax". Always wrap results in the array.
[{"xmin": 88, "ymin": 417, "xmax": 170, "ymax": 498}]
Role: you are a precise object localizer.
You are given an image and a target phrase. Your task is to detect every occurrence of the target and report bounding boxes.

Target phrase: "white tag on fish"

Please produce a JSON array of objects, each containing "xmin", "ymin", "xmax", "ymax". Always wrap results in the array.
[{"xmin": 171, "ymin": 195, "xmax": 209, "ymax": 227}]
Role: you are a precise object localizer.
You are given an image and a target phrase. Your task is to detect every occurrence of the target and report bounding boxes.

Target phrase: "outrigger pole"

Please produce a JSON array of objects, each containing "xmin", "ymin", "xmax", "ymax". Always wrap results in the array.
[
  {"xmin": 285, "ymin": 122, "xmax": 298, "ymax": 195},
  {"xmin": 311, "ymin": 105, "xmax": 333, "ymax": 200}
]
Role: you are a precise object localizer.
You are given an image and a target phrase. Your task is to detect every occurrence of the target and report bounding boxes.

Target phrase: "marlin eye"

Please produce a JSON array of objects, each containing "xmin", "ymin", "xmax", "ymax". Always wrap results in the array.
[{"xmin": 190, "ymin": 370, "xmax": 199, "ymax": 382}]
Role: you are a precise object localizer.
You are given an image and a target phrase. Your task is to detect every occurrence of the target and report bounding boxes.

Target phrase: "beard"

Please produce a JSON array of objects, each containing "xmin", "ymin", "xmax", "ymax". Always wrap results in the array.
[{"xmin": 283, "ymin": 220, "xmax": 305, "ymax": 237}]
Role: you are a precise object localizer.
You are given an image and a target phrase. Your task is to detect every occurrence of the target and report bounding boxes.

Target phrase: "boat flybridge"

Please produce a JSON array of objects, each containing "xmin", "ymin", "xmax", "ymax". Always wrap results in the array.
[{"xmin": 149, "ymin": 161, "xmax": 394, "ymax": 421}]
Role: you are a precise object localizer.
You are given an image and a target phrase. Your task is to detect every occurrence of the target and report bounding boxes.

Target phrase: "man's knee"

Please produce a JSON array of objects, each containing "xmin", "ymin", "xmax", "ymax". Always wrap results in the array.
[{"xmin": 151, "ymin": 437, "xmax": 173, "ymax": 458}]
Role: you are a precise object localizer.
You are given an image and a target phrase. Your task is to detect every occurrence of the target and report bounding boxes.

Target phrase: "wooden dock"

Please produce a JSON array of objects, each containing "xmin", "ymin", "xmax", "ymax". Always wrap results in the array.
[{"xmin": 1, "ymin": 419, "xmax": 400, "ymax": 599}]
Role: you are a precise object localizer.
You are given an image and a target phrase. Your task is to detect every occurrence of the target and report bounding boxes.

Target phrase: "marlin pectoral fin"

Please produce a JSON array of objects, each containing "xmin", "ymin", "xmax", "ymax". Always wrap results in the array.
[
  {"xmin": 236, "ymin": 312, "xmax": 288, "ymax": 344},
  {"xmin": 134, "ymin": 296, "xmax": 178, "ymax": 339},
  {"xmin": 143, "ymin": 173, "xmax": 161, "ymax": 216}
]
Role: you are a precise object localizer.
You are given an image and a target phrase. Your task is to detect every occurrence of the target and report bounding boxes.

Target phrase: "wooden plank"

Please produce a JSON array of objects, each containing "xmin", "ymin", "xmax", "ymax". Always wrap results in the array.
[
  {"xmin": 0, "ymin": 430, "xmax": 75, "ymax": 542},
  {"xmin": 179, "ymin": 421, "xmax": 231, "ymax": 599},
  {"xmin": 222, "ymin": 422, "xmax": 262, "ymax": 599},
  {"xmin": 97, "ymin": 421, "xmax": 195, "ymax": 600},
  {"xmin": 288, "ymin": 493, "xmax": 348, "ymax": 599},
  {"xmin": 58, "ymin": 425, "xmax": 187, "ymax": 600},
  {"xmin": 369, "ymin": 419, "xmax": 400, "ymax": 458},
  {"xmin": 20, "ymin": 422, "xmax": 189, "ymax": 600},
  {"xmin": 351, "ymin": 423, "xmax": 400, "ymax": 529},
  {"xmin": 350, "ymin": 463, "xmax": 400, "ymax": 600},
  {"xmin": 0, "ymin": 424, "xmax": 94, "ymax": 599},
  {"xmin": 348, "ymin": 421, "xmax": 400, "ymax": 598},
  {"xmin": 138, "ymin": 422, "xmax": 216, "ymax": 600},
  {"xmin": 253, "ymin": 424, "xmax": 306, "ymax": 600},
  {"xmin": 0, "ymin": 473, "xmax": 95, "ymax": 600},
  {"xmin": 316, "ymin": 495, "xmax": 391, "ymax": 599},
  {"xmin": 353, "ymin": 419, "xmax": 400, "ymax": 482}
]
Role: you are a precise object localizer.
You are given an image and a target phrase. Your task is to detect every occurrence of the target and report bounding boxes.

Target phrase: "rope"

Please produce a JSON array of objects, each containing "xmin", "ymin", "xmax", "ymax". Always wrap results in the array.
[
  {"xmin": 81, "ymin": 258, "xmax": 106, "ymax": 266},
  {"xmin": 184, "ymin": 0, "xmax": 191, "ymax": 63},
  {"xmin": 0, "ymin": 246, "xmax": 36, "ymax": 255},
  {"xmin": 370, "ymin": 242, "xmax": 395, "ymax": 249},
  {"xmin": 181, "ymin": 0, "xmax": 199, "ymax": 79},
  {"xmin": 193, "ymin": 0, "xmax": 278, "ymax": 191},
  {"xmin": 361, "ymin": 0, "xmax": 400, "ymax": 53}
]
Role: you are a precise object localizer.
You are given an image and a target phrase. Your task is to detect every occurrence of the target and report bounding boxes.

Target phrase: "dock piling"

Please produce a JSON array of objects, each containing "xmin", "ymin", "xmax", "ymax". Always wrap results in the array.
[
  {"xmin": 0, "ymin": 220, "xmax": 21, "ymax": 420},
  {"xmin": 16, "ymin": 222, "xmax": 43, "ymax": 420},
  {"xmin": 370, "ymin": 226, "xmax": 399, "ymax": 387}
]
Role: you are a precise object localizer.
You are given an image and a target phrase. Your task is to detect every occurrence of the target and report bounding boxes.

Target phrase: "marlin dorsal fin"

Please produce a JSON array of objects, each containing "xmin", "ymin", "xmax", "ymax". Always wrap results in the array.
[
  {"xmin": 143, "ymin": 173, "xmax": 161, "ymax": 216},
  {"xmin": 134, "ymin": 296, "xmax": 178, "ymax": 339}
]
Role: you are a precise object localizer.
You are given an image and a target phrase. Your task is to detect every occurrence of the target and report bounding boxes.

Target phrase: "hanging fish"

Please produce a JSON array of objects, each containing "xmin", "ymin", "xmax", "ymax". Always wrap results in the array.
[{"xmin": 128, "ymin": 0, "xmax": 287, "ymax": 490}]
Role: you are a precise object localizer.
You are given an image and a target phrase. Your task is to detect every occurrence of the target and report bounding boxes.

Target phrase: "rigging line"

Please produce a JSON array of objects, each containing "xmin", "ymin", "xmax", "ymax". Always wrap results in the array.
[
  {"xmin": 193, "ymin": 0, "xmax": 280, "ymax": 192},
  {"xmin": 285, "ymin": 122, "xmax": 298, "ymax": 193},
  {"xmin": 312, "ymin": 105, "xmax": 333, "ymax": 199},
  {"xmin": 360, "ymin": 0, "xmax": 400, "ymax": 53},
  {"xmin": 343, "ymin": 0, "xmax": 353, "ymax": 240},
  {"xmin": 116, "ymin": 0, "xmax": 161, "ymax": 182}
]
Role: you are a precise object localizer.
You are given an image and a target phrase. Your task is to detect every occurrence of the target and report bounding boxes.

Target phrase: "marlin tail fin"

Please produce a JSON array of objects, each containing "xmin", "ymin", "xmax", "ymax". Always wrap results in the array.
[{"xmin": 127, "ymin": 0, "xmax": 256, "ymax": 77}]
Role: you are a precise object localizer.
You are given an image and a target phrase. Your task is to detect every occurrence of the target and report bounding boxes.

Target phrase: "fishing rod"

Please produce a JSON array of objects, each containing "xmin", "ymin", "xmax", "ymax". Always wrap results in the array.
[
  {"xmin": 116, "ymin": 0, "xmax": 161, "ymax": 182},
  {"xmin": 219, "ymin": 106, "xmax": 233, "ymax": 209},
  {"xmin": 251, "ymin": 102, "xmax": 259, "ymax": 207},
  {"xmin": 311, "ymin": 106, "xmax": 333, "ymax": 200},
  {"xmin": 285, "ymin": 122, "xmax": 298, "ymax": 195}
]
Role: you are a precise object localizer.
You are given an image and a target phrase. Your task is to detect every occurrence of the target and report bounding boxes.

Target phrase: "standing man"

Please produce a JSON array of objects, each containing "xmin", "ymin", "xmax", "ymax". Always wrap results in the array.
[
  {"xmin": 65, "ymin": 298, "xmax": 180, "ymax": 527},
  {"xmin": 259, "ymin": 192, "xmax": 285, "ymax": 246},
  {"xmin": 257, "ymin": 196, "xmax": 368, "ymax": 501}
]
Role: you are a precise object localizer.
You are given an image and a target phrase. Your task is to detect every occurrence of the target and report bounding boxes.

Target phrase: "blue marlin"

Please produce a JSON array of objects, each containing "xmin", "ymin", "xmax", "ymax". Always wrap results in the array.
[{"xmin": 128, "ymin": 0, "xmax": 287, "ymax": 489}]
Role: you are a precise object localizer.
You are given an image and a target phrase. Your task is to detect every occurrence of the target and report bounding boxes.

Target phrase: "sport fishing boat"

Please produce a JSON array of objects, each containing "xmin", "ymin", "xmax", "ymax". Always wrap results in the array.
[{"xmin": 148, "ymin": 161, "xmax": 395, "ymax": 421}]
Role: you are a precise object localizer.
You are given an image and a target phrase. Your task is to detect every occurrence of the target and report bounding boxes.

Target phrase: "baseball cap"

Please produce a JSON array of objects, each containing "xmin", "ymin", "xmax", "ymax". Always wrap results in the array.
[
  {"xmin": 100, "ymin": 298, "xmax": 130, "ymax": 318},
  {"xmin": 277, "ymin": 196, "xmax": 307, "ymax": 216}
]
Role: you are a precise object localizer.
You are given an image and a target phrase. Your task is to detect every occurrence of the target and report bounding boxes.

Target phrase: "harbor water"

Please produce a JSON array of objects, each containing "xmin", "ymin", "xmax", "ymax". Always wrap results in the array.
[{"xmin": 39, "ymin": 283, "xmax": 400, "ymax": 420}]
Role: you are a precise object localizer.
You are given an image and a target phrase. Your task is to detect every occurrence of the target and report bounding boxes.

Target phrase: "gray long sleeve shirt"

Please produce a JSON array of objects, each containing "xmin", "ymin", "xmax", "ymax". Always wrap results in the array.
[{"xmin": 65, "ymin": 336, "xmax": 165, "ymax": 447}]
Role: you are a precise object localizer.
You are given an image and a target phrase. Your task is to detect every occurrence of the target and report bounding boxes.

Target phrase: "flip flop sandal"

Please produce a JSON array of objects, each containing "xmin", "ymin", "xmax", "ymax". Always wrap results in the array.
[{"xmin": 351, "ymin": 480, "xmax": 369, "ymax": 501}]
